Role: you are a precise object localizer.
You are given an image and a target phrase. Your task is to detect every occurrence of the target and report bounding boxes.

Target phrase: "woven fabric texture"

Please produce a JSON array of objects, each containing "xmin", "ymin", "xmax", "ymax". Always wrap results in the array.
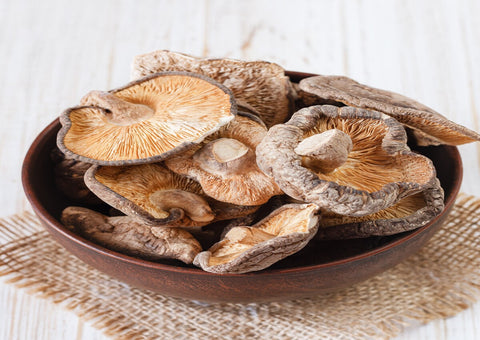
[{"xmin": 1, "ymin": 194, "xmax": 480, "ymax": 340}]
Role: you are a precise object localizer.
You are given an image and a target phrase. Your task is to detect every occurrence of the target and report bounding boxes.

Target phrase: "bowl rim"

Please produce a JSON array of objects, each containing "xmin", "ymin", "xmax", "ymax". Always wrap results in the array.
[{"xmin": 22, "ymin": 89, "xmax": 463, "ymax": 279}]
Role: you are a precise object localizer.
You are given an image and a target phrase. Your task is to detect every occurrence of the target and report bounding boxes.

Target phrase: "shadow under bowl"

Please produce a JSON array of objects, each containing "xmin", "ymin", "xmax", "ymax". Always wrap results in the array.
[{"xmin": 22, "ymin": 72, "xmax": 463, "ymax": 303}]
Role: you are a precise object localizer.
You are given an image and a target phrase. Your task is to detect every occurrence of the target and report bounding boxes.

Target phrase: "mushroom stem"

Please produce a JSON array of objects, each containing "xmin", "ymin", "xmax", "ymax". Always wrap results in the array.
[
  {"xmin": 295, "ymin": 129, "xmax": 353, "ymax": 174},
  {"xmin": 194, "ymin": 138, "xmax": 255, "ymax": 176},
  {"xmin": 212, "ymin": 138, "xmax": 250, "ymax": 163},
  {"xmin": 81, "ymin": 90, "xmax": 155, "ymax": 125},
  {"xmin": 224, "ymin": 227, "xmax": 274, "ymax": 244},
  {"xmin": 149, "ymin": 189, "xmax": 215, "ymax": 223}
]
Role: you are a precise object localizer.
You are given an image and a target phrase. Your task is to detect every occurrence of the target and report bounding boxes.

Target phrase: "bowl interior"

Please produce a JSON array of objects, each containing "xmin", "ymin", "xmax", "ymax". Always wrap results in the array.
[{"xmin": 22, "ymin": 118, "xmax": 462, "ymax": 272}]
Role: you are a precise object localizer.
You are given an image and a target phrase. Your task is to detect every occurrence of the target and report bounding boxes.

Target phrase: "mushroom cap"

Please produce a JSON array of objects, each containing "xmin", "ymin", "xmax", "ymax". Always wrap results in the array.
[
  {"xmin": 165, "ymin": 113, "xmax": 283, "ymax": 206},
  {"xmin": 57, "ymin": 72, "xmax": 236, "ymax": 166},
  {"xmin": 50, "ymin": 147, "xmax": 103, "ymax": 205},
  {"xmin": 316, "ymin": 178, "xmax": 445, "ymax": 239},
  {"xmin": 130, "ymin": 50, "xmax": 294, "ymax": 127},
  {"xmin": 256, "ymin": 105, "xmax": 437, "ymax": 216},
  {"xmin": 299, "ymin": 75, "xmax": 480, "ymax": 146},
  {"xmin": 193, "ymin": 203, "xmax": 319, "ymax": 274},
  {"xmin": 61, "ymin": 206, "xmax": 201, "ymax": 264}
]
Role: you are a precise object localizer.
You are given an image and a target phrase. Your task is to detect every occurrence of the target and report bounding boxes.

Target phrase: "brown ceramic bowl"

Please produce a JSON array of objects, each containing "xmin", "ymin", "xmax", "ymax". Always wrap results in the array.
[{"xmin": 22, "ymin": 72, "xmax": 462, "ymax": 303}]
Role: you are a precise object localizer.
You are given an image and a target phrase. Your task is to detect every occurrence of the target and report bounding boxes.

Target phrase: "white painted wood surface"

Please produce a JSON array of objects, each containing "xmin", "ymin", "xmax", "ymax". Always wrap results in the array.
[{"xmin": 1, "ymin": 0, "xmax": 479, "ymax": 338}]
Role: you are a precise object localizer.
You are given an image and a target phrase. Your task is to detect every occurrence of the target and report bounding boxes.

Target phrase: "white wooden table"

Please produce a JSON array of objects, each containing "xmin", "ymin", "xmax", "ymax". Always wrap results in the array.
[{"xmin": 1, "ymin": 0, "xmax": 479, "ymax": 338}]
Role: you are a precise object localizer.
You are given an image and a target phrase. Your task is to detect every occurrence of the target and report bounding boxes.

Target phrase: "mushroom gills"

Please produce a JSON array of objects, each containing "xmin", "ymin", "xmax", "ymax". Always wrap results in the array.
[
  {"xmin": 320, "ymin": 192, "xmax": 426, "ymax": 227},
  {"xmin": 59, "ymin": 72, "xmax": 236, "ymax": 165},
  {"xmin": 315, "ymin": 180, "xmax": 445, "ymax": 239},
  {"xmin": 149, "ymin": 189, "xmax": 215, "ymax": 223},
  {"xmin": 86, "ymin": 163, "xmax": 218, "ymax": 227}
]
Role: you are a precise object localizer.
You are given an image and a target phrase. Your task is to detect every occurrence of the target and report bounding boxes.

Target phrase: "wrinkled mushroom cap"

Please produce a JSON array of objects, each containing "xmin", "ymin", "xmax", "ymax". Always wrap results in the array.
[
  {"xmin": 165, "ymin": 113, "xmax": 283, "ymax": 206},
  {"xmin": 316, "ymin": 178, "xmax": 445, "ymax": 239},
  {"xmin": 131, "ymin": 50, "xmax": 294, "ymax": 127},
  {"xmin": 193, "ymin": 203, "xmax": 319, "ymax": 274},
  {"xmin": 256, "ymin": 105, "xmax": 437, "ymax": 216},
  {"xmin": 61, "ymin": 206, "xmax": 202, "ymax": 264},
  {"xmin": 299, "ymin": 75, "xmax": 480, "ymax": 146},
  {"xmin": 50, "ymin": 148, "xmax": 102, "ymax": 205},
  {"xmin": 58, "ymin": 72, "xmax": 236, "ymax": 165}
]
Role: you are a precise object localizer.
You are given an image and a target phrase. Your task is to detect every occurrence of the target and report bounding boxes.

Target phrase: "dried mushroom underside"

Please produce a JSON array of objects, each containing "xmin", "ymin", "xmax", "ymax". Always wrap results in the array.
[
  {"xmin": 299, "ymin": 75, "xmax": 480, "ymax": 146},
  {"xmin": 58, "ymin": 72, "xmax": 236, "ymax": 165},
  {"xmin": 256, "ymin": 105, "xmax": 437, "ymax": 216},
  {"xmin": 84, "ymin": 163, "xmax": 257, "ymax": 229},
  {"xmin": 316, "ymin": 178, "xmax": 444, "ymax": 239},
  {"xmin": 131, "ymin": 50, "xmax": 294, "ymax": 127},
  {"xmin": 194, "ymin": 203, "xmax": 319, "ymax": 274},
  {"xmin": 84, "ymin": 163, "xmax": 212, "ymax": 228},
  {"xmin": 61, "ymin": 207, "xmax": 201, "ymax": 264},
  {"xmin": 165, "ymin": 113, "xmax": 283, "ymax": 206}
]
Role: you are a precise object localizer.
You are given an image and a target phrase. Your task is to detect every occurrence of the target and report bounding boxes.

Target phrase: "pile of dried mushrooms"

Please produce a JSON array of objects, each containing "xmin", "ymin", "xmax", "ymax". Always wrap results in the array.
[{"xmin": 55, "ymin": 50, "xmax": 480, "ymax": 274}]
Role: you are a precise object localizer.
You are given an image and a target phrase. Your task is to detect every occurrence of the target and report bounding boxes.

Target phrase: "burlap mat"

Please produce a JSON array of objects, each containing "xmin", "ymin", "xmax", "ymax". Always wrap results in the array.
[{"xmin": 1, "ymin": 194, "xmax": 480, "ymax": 340}]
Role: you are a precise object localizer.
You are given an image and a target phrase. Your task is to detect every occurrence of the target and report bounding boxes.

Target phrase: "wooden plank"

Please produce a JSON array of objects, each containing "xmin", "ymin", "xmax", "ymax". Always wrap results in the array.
[{"xmin": 0, "ymin": 284, "xmax": 83, "ymax": 340}]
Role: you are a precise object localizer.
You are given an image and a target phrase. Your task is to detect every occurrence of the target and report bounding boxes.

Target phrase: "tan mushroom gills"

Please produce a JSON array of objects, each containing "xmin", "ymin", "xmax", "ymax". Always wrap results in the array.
[
  {"xmin": 193, "ymin": 137, "xmax": 255, "ymax": 176},
  {"xmin": 149, "ymin": 189, "xmax": 215, "ymax": 222},
  {"xmin": 295, "ymin": 129, "xmax": 353, "ymax": 174},
  {"xmin": 82, "ymin": 90, "xmax": 155, "ymax": 125},
  {"xmin": 319, "ymin": 192, "xmax": 426, "ymax": 228}
]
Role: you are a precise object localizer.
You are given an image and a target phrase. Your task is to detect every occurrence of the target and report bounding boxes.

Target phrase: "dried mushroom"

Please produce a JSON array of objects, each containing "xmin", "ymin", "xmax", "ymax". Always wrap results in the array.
[
  {"xmin": 84, "ymin": 163, "xmax": 257, "ymax": 228},
  {"xmin": 299, "ymin": 75, "xmax": 480, "ymax": 146},
  {"xmin": 57, "ymin": 72, "xmax": 236, "ymax": 165},
  {"xmin": 51, "ymin": 51, "xmax": 463, "ymax": 273},
  {"xmin": 316, "ymin": 179, "xmax": 444, "ymax": 239},
  {"xmin": 256, "ymin": 105, "xmax": 437, "ymax": 216},
  {"xmin": 165, "ymin": 113, "xmax": 283, "ymax": 206},
  {"xmin": 194, "ymin": 203, "xmax": 319, "ymax": 274},
  {"xmin": 50, "ymin": 148, "xmax": 102, "ymax": 205},
  {"xmin": 61, "ymin": 207, "xmax": 201, "ymax": 264},
  {"xmin": 131, "ymin": 50, "xmax": 294, "ymax": 127}
]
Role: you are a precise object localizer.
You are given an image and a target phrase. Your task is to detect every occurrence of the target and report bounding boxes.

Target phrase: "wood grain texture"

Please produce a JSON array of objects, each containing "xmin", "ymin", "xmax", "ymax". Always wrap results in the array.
[{"xmin": 1, "ymin": 0, "xmax": 479, "ymax": 339}]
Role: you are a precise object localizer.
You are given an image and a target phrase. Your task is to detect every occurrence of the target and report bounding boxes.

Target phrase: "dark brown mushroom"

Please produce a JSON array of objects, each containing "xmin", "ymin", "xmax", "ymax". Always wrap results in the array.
[
  {"xmin": 256, "ymin": 105, "xmax": 438, "ymax": 216},
  {"xmin": 165, "ymin": 113, "xmax": 283, "ymax": 206},
  {"xmin": 193, "ymin": 203, "xmax": 319, "ymax": 274},
  {"xmin": 57, "ymin": 72, "xmax": 236, "ymax": 166},
  {"xmin": 50, "ymin": 148, "xmax": 102, "ymax": 205},
  {"xmin": 299, "ymin": 75, "xmax": 480, "ymax": 146},
  {"xmin": 61, "ymin": 206, "xmax": 202, "ymax": 264},
  {"xmin": 130, "ymin": 50, "xmax": 295, "ymax": 127}
]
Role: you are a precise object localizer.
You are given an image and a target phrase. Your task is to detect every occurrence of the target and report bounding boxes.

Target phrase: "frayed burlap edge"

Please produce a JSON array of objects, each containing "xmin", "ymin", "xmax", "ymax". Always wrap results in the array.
[{"xmin": 1, "ymin": 194, "xmax": 480, "ymax": 340}]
